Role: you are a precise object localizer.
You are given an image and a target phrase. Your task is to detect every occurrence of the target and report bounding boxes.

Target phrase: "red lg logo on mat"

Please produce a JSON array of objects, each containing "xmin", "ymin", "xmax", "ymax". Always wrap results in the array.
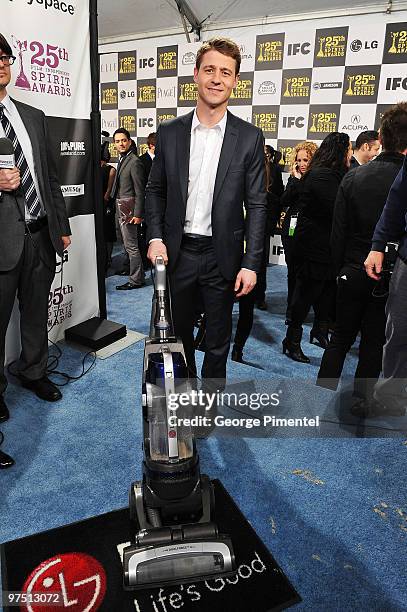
[{"xmin": 21, "ymin": 553, "xmax": 106, "ymax": 611}]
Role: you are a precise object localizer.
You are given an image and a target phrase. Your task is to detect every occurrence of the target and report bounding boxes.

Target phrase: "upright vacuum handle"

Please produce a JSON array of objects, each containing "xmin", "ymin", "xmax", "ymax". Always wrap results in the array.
[
  {"xmin": 154, "ymin": 256, "xmax": 166, "ymax": 292},
  {"xmin": 151, "ymin": 256, "xmax": 174, "ymax": 338}
]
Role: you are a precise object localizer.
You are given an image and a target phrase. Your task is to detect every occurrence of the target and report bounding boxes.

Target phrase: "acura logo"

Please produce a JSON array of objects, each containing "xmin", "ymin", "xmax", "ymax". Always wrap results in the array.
[{"xmin": 351, "ymin": 114, "xmax": 361, "ymax": 124}]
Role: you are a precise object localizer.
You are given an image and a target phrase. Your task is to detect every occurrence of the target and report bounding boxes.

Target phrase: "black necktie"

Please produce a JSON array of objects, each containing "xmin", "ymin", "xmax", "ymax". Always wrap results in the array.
[{"xmin": 0, "ymin": 103, "xmax": 42, "ymax": 218}]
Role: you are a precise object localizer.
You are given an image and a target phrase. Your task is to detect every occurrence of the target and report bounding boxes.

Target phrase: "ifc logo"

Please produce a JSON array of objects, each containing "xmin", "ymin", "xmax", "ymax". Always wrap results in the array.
[{"xmin": 350, "ymin": 40, "xmax": 363, "ymax": 52}]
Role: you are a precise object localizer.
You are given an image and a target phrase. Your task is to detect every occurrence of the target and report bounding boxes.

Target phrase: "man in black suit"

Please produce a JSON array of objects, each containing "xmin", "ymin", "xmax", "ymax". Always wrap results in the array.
[
  {"xmin": 0, "ymin": 33, "xmax": 71, "ymax": 467},
  {"xmin": 146, "ymin": 37, "xmax": 267, "ymax": 383},
  {"xmin": 139, "ymin": 132, "xmax": 156, "ymax": 187}
]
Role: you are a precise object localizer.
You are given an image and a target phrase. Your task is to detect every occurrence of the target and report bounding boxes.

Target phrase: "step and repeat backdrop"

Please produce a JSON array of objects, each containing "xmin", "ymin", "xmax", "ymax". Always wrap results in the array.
[
  {"xmin": 100, "ymin": 17, "xmax": 407, "ymax": 265},
  {"xmin": 5, "ymin": 0, "xmax": 99, "ymax": 360}
]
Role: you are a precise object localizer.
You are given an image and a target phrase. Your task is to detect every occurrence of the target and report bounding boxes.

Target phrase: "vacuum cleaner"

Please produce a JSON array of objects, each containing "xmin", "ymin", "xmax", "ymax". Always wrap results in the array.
[{"xmin": 123, "ymin": 257, "xmax": 236, "ymax": 590}]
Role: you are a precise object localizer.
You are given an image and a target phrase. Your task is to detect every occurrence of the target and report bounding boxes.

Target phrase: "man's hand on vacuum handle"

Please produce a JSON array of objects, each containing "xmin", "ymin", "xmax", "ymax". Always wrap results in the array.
[{"xmin": 148, "ymin": 239, "xmax": 168, "ymax": 265}]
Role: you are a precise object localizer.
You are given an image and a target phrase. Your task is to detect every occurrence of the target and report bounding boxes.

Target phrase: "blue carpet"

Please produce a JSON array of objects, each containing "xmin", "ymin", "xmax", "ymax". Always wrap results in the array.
[{"xmin": 1, "ymin": 262, "xmax": 406, "ymax": 611}]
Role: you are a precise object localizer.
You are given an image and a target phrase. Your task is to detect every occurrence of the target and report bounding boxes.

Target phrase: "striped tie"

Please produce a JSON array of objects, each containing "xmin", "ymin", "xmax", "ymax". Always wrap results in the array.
[{"xmin": 0, "ymin": 103, "xmax": 42, "ymax": 218}]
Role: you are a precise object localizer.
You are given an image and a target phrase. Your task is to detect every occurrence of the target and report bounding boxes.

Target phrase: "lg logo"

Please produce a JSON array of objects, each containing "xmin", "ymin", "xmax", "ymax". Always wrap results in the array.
[
  {"xmin": 282, "ymin": 116, "xmax": 305, "ymax": 128},
  {"xmin": 287, "ymin": 42, "xmax": 310, "ymax": 56},
  {"xmin": 139, "ymin": 117, "xmax": 154, "ymax": 127},
  {"xmin": 386, "ymin": 77, "xmax": 407, "ymax": 90},
  {"xmin": 350, "ymin": 39, "xmax": 378, "ymax": 52},
  {"xmin": 139, "ymin": 57, "xmax": 154, "ymax": 69}
]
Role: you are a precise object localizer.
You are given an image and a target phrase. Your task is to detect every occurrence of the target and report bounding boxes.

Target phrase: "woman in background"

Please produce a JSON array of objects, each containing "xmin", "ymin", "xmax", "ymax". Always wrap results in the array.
[
  {"xmin": 282, "ymin": 132, "xmax": 352, "ymax": 363},
  {"xmin": 280, "ymin": 141, "xmax": 318, "ymax": 324},
  {"xmin": 101, "ymin": 142, "xmax": 117, "ymax": 271}
]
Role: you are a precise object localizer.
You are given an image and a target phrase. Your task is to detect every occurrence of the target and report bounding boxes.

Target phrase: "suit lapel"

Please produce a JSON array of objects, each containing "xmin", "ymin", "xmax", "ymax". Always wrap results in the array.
[
  {"xmin": 12, "ymin": 98, "xmax": 45, "ymax": 192},
  {"xmin": 177, "ymin": 111, "xmax": 193, "ymax": 211},
  {"xmin": 213, "ymin": 110, "xmax": 239, "ymax": 205}
]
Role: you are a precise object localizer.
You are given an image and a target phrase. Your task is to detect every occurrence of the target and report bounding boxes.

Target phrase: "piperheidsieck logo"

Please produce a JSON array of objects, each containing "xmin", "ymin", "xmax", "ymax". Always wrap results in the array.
[
  {"xmin": 157, "ymin": 45, "xmax": 177, "ymax": 77},
  {"xmin": 258, "ymin": 81, "xmax": 276, "ymax": 95},
  {"xmin": 12, "ymin": 36, "xmax": 30, "ymax": 90},
  {"xmin": 307, "ymin": 105, "xmax": 340, "ymax": 138},
  {"xmin": 101, "ymin": 83, "xmax": 118, "ymax": 108},
  {"xmin": 281, "ymin": 69, "xmax": 312, "ymax": 104},
  {"xmin": 156, "ymin": 108, "xmax": 177, "ymax": 124},
  {"xmin": 118, "ymin": 51, "xmax": 136, "ymax": 81},
  {"xmin": 182, "ymin": 51, "xmax": 196, "ymax": 66},
  {"xmin": 252, "ymin": 106, "xmax": 279, "ymax": 138},
  {"xmin": 342, "ymin": 66, "xmax": 380, "ymax": 103},
  {"xmin": 119, "ymin": 110, "xmax": 136, "ymax": 134},
  {"xmin": 229, "ymin": 72, "xmax": 253, "ymax": 105},
  {"xmin": 255, "ymin": 33, "xmax": 285, "ymax": 70},
  {"xmin": 137, "ymin": 79, "xmax": 156, "ymax": 107},
  {"xmin": 178, "ymin": 76, "xmax": 198, "ymax": 106},
  {"xmin": 383, "ymin": 23, "xmax": 407, "ymax": 63},
  {"xmin": 314, "ymin": 27, "xmax": 348, "ymax": 66}
]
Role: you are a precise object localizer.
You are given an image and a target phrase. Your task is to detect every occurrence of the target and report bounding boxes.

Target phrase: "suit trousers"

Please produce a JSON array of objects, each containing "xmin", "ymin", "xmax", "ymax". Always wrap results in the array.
[
  {"xmin": 170, "ymin": 238, "xmax": 235, "ymax": 383},
  {"xmin": 0, "ymin": 225, "xmax": 56, "ymax": 395},
  {"xmin": 234, "ymin": 291, "xmax": 256, "ymax": 349},
  {"xmin": 120, "ymin": 222, "xmax": 144, "ymax": 286},
  {"xmin": 317, "ymin": 265, "xmax": 386, "ymax": 399},
  {"xmin": 374, "ymin": 257, "xmax": 407, "ymax": 410}
]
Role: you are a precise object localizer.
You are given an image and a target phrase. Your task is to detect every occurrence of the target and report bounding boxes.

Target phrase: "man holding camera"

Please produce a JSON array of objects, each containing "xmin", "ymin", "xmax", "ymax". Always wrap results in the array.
[
  {"xmin": 317, "ymin": 103, "xmax": 407, "ymax": 417},
  {"xmin": 365, "ymin": 150, "xmax": 407, "ymax": 417}
]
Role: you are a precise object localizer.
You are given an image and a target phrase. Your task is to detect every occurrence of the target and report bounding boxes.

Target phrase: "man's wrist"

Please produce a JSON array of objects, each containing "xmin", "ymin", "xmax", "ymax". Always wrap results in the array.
[{"xmin": 371, "ymin": 242, "xmax": 386, "ymax": 253}]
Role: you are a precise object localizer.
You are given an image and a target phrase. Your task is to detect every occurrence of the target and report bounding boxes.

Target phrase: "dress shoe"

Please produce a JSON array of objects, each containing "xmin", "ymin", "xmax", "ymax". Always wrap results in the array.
[
  {"xmin": 21, "ymin": 376, "xmax": 62, "ymax": 402},
  {"xmin": 282, "ymin": 325, "xmax": 310, "ymax": 364},
  {"xmin": 351, "ymin": 398, "xmax": 405, "ymax": 418},
  {"xmin": 0, "ymin": 449, "xmax": 15, "ymax": 469},
  {"xmin": 256, "ymin": 300, "xmax": 268, "ymax": 311},
  {"xmin": 116, "ymin": 282, "xmax": 145, "ymax": 290},
  {"xmin": 0, "ymin": 395, "xmax": 9, "ymax": 423}
]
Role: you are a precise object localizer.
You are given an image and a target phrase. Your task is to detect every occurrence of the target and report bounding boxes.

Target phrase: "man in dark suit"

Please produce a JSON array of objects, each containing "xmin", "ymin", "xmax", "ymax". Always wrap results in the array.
[
  {"xmin": 112, "ymin": 128, "xmax": 145, "ymax": 290},
  {"xmin": 366, "ymin": 136, "xmax": 407, "ymax": 416},
  {"xmin": 146, "ymin": 37, "xmax": 267, "ymax": 383},
  {"xmin": 139, "ymin": 132, "xmax": 156, "ymax": 187},
  {"xmin": 0, "ymin": 33, "xmax": 71, "ymax": 467}
]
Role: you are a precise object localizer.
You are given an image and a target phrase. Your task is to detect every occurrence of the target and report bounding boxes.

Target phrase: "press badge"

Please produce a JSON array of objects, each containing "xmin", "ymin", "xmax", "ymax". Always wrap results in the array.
[{"xmin": 288, "ymin": 214, "xmax": 298, "ymax": 237}]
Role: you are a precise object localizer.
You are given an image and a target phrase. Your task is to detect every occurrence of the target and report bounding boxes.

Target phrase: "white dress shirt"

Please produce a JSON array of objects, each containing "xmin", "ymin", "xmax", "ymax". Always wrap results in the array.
[
  {"xmin": 184, "ymin": 109, "xmax": 226, "ymax": 236},
  {"xmin": 0, "ymin": 94, "xmax": 44, "ymax": 220}
]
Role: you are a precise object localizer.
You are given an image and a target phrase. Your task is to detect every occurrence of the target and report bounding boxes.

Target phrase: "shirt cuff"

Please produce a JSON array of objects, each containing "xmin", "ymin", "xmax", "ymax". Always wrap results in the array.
[
  {"xmin": 241, "ymin": 267, "xmax": 256, "ymax": 273},
  {"xmin": 149, "ymin": 238, "xmax": 163, "ymax": 244},
  {"xmin": 371, "ymin": 241, "xmax": 387, "ymax": 252}
]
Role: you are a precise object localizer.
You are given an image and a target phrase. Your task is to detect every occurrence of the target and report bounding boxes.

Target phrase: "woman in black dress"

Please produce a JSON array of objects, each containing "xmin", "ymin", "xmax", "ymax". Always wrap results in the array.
[
  {"xmin": 282, "ymin": 132, "xmax": 352, "ymax": 363},
  {"xmin": 280, "ymin": 141, "xmax": 318, "ymax": 323}
]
